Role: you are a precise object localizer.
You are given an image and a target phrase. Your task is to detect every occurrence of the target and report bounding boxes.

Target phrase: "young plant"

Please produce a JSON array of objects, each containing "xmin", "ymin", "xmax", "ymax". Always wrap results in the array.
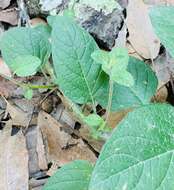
[
  {"xmin": 1, "ymin": 7, "xmax": 173, "ymax": 189},
  {"xmin": 91, "ymin": 47, "xmax": 134, "ymax": 123}
]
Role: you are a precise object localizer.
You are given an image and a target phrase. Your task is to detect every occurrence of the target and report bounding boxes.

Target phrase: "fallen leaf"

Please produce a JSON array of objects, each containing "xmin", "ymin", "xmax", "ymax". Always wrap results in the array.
[
  {"xmin": 126, "ymin": 0, "xmax": 160, "ymax": 59},
  {"xmin": 79, "ymin": 126, "xmax": 105, "ymax": 152},
  {"xmin": 26, "ymin": 126, "xmax": 43, "ymax": 175},
  {"xmin": 127, "ymin": 43, "xmax": 143, "ymax": 60},
  {"xmin": 36, "ymin": 127, "xmax": 48, "ymax": 171},
  {"xmin": 38, "ymin": 111, "xmax": 97, "ymax": 165},
  {"xmin": 0, "ymin": 57, "xmax": 11, "ymax": 77},
  {"xmin": 30, "ymin": 17, "xmax": 47, "ymax": 27},
  {"xmin": 46, "ymin": 161, "xmax": 59, "ymax": 176},
  {"xmin": 0, "ymin": 78, "xmax": 15, "ymax": 97},
  {"xmin": 0, "ymin": 8, "xmax": 18, "ymax": 25},
  {"xmin": 0, "ymin": 0, "xmax": 11, "ymax": 9},
  {"xmin": 29, "ymin": 178, "xmax": 47, "ymax": 190},
  {"xmin": 107, "ymin": 109, "xmax": 130, "ymax": 128},
  {"xmin": 0, "ymin": 121, "xmax": 29, "ymax": 190},
  {"xmin": 5, "ymin": 100, "xmax": 32, "ymax": 127},
  {"xmin": 152, "ymin": 53, "xmax": 174, "ymax": 88},
  {"xmin": 152, "ymin": 85, "xmax": 168, "ymax": 103}
]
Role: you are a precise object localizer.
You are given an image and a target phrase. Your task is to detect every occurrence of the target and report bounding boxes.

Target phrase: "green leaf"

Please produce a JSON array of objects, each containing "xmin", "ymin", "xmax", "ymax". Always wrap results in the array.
[
  {"xmin": 0, "ymin": 26, "xmax": 51, "ymax": 68},
  {"xmin": 92, "ymin": 48, "xmax": 134, "ymax": 87},
  {"xmin": 43, "ymin": 160, "xmax": 93, "ymax": 190},
  {"xmin": 149, "ymin": 6, "xmax": 174, "ymax": 58},
  {"xmin": 12, "ymin": 55, "xmax": 41, "ymax": 77},
  {"xmin": 95, "ymin": 57, "xmax": 158, "ymax": 111},
  {"xmin": 84, "ymin": 114, "xmax": 104, "ymax": 128},
  {"xmin": 89, "ymin": 104, "xmax": 174, "ymax": 190},
  {"xmin": 51, "ymin": 16, "xmax": 104, "ymax": 104},
  {"xmin": 23, "ymin": 88, "xmax": 33, "ymax": 100}
]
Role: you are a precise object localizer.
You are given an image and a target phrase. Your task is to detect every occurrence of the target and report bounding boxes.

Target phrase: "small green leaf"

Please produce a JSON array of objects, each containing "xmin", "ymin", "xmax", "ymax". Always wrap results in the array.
[
  {"xmin": 0, "ymin": 26, "xmax": 51, "ymax": 68},
  {"xmin": 43, "ymin": 160, "xmax": 93, "ymax": 190},
  {"xmin": 84, "ymin": 114, "xmax": 104, "ymax": 128},
  {"xmin": 11, "ymin": 55, "xmax": 41, "ymax": 77},
  {"xmin": 95, "ymin": 57, "xmax": 158, "ymax": 111},
  {"xmin": 89, "ymin": 104, "xmax": 174, "ymax": 190},
  {"xmin": 92, "ymin": 47, "xmax": 133, "ymax": 87},
  {"xmin": 23, "ymin": 88, "xmax": 33, "ymax": 100},
  {"xmin": 149, "ymin": 6, "xmax": 174, "ymax": 58},
  {"xmin": 91, "ymin": 50, "xmax": 110, "ymax": 66},
  {"xmin": 111, "ymin": 68, "xmax": 134, "ymax": 87}
]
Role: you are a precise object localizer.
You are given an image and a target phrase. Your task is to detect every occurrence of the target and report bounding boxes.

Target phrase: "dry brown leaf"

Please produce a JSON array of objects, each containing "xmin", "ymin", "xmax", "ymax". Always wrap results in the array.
[
  {"xmin": 36, "ymin": 127, "xmax": 48, "ymax": 171},
  {"xmin": 79, "ymin": 126, "xmax": 105, "ymax": 152},
  {"xmin": 30, "ymin": 17, "xmax": 47, "ymax": 27},
  {"xmin": 5, "ymin": 100, "xmax": 32, "ymax": 127},
  {"xmin": 0, "ymin": 8, "xmax": 18, "ymax": 25},
  {"xmin": 0, "ymin": 78, "xmax": 15, "ymax": 97},
  {"xmin": 26, "ymin": 126, "xmax": 40, "ymax": 175},
  {"xmin": 0, "ymin": 121, "xmax": 29, "ymax": 190},
  {"xmin": 0, "ymin": 58, "xmax": 11, "ymax": 77},
  {"xmin": 29, "ymin": 178, "xmax": 47, "ymax": 190},
  {"xmin": 108, "ymin": 109, "xmax": 130, "ymax": 129},
  {"xmin": 38, "ymin": 111, "xmax": 97, "ymax": 165},
  {"xmin": 0, "ymin": 0, "xmax": 11, "ymax": 9},
  {"xmin": 126, "ymin": 0, "xmax": 160, "ymax": 59},
  {"xmin": 153, "ymin": 54, "xmax": 174, "ymax": 88},
  {"xmin": 127, "ymin": 43, "xmax": 143, "ymax": 60},
  {"xmin": 152, "ymin": 86, "xmax": 168, "ymax": 103}
]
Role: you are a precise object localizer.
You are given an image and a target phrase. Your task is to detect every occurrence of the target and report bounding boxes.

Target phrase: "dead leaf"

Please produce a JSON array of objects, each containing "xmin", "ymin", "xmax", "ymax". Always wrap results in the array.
[
  {"xmin": 0, "ymin": 0, "xmax": 11, "ymax": 9},
  {"xmin": 38, "ymin": 111, "xmax": 97, "ymax": 165},
  {"xmin": 0, "ymin": 8, "xmax": 18, "ymax": 25},
  {"xmin": 0, "ymin": 58, "xmax": 11, "ymax": 77},
  {"xmin": 153, "ymin": 53, "xmax": 174, "ymax": 88},
  {"xmin": 0, "ymin": 121, "xmax": 29, "ymax": 190},
  {"xmin": 79, "ymin": 126, "xmax": 105, "ymax": 152},
  {"xmin": 5, "ymin": 100, "xmax": 32, "ymax": 127},
  {"xmin": 127, "ymin": 43, "xmax": 143, "ymax": 60},
  {"xmin": 46, "ymin": 161, "xmax": 59, "ymax": 176},
  {"xmin": 36, "ymin": 127, "xmax": 48, "ymax": 171},
  {"xmin": 126, "ymin": 0, "xmax": 160, "ymax": 59},
  {"xmin": 26, "ymin": 126, "xmax": 40, "ymax": 175},
  {"xmin": 30, "ymin": 17, "xmax": 47, "ymax": 27},
  {"xmin": 108, "ymin": 109, "xmax": 130, "ymax": 128},
  {"xmin": 29, "ymin": 178, "xmax": 47, "ymax": 190},
  {"xmin": 0, "ymin": 79, "xmax": 15, "ymax": 97},
  {"xmin": 152, "ymin": 85, "xmax": 168, "ymax": 103}
]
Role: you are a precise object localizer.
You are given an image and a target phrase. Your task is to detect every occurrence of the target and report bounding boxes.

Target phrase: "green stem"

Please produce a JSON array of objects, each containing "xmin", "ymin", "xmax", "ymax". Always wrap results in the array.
[
  {"xmin": 105, "ymin": 78, "xmax": 113, "ymax": 124},
  {"xmin": 0, "ymin": 73, "xmax": 55, "ymax": 90}
]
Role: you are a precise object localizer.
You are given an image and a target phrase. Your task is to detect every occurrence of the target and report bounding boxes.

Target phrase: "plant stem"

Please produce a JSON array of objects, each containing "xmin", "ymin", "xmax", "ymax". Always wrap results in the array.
[
  {"xmin": 105, "ymin": 78, "xmax": 113, "ymax": 124},
  {"xmin": 0, "ymin": 73, "xmax": 55, "ymax": 90}
]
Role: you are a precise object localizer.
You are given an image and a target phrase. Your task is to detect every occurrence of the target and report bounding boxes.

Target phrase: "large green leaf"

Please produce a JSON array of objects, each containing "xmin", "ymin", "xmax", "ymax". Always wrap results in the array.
[
  {"xmin": 43, "ymin": 160, "xmax": 93, "ymax": 190},
  {"xmin": 89, "ymin": 104, "xmax": 174, "ymax": 190},
  {"xmin": 51, "ymin": 16, "xmax": 104, "ymax": 104},
  {"xmin": 0, "ymin": 25, "xmax": 51, "ymax": 69},
  {"xmin": 149, "ymin": 6, "xmax": 174, "ymax": 58},
  {"xmin": 94, "ymin": 57, "xmax": 158, "ymax": 111}
]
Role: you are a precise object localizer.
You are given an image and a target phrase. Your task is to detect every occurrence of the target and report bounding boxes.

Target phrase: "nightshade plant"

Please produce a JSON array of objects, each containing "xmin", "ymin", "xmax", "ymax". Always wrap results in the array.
[{"xmin": 0, "ymin": 5, "xmax": 174, "ymax": 190}]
